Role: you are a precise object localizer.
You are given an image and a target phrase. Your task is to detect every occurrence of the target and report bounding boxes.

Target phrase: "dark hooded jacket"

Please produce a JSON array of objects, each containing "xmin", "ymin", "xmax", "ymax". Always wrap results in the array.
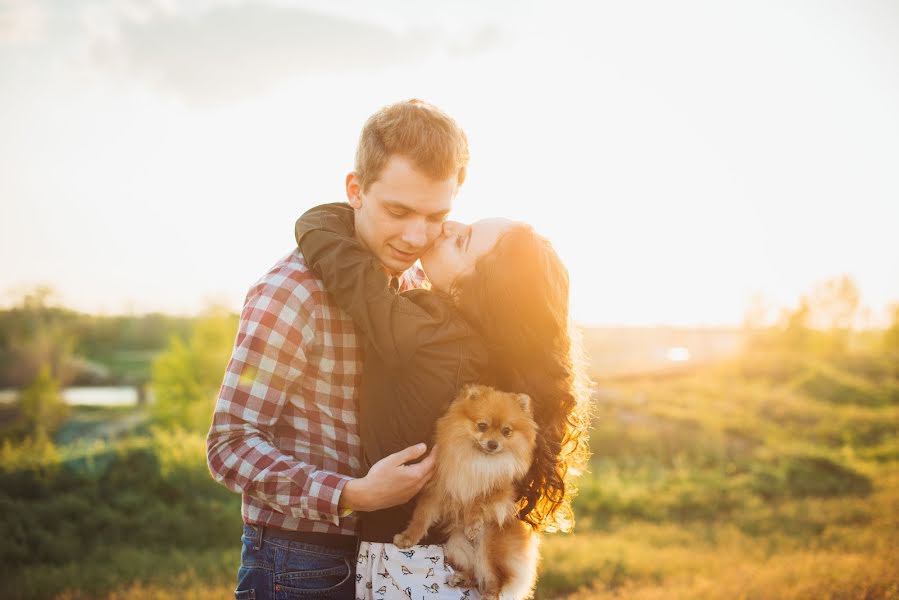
[{"xmin": 295, "ymin": 202, "xmax": 488, "ymax": 543}]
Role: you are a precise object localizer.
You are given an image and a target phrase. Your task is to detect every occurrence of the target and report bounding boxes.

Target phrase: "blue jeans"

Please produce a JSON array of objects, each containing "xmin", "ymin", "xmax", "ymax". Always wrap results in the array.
[{"xmin": 235, "ymin": 524, "xmax": 356, "ymax": 600}]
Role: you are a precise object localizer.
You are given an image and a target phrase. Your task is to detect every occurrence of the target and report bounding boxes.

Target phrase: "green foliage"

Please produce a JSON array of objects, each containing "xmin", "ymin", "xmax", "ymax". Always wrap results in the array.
[
  {"xmin": 742, "ymin": 276, "xmax": 895, "ymax": 361},
  {"xmin": 8, "ymin": 547, "xmax": 238, "ymax": 600},
  {"xmin": 0, "ymin": 288, "xmax": 76, "ymax": 388},
  {"xmin": 581, "ymin": 345, "xmax": 896, "ymax": 550},
  {"xmin": 0, "ymin": 427, "xmax": 61, "ymax": 475},
  {"xmin": 18, "ymin": 365, "xmax": 69, "ymax": 436},
  {"xmin": 0, "ymin": 428, "xmax": 240, "ymax": 579},
  {"xmin": 0, "ymin": 287, "xmax": 194, "ymax": 388},
  {"xmin": 149, "ymin": 309, "xmax": 238, "ymax": 432},
  {"xmin": 789, "ymin": 359, "xmax": 891, "ymax": 406},
  {"xmin": 53, "ymin": 404, "xmax": 146, "ymax": 446},
  {"xmin": 72, "ymin": 314, "xmax": 193, "ymax": 359},
  {"xmin": 2, "ymin": 278, "xmax": 898, "ymax": 599},
  {"xmin": 884, "ymin": 304, "xmax": 899, "ymax": 367},
  {"xmin": 748, "ymin": 454, "xmax": 872, "ymax": 499}
]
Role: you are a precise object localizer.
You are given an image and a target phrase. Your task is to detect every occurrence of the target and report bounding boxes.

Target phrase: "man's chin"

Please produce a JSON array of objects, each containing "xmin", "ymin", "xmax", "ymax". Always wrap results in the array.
[{"xmin": 379, "ymin": 255, "xmax": 417, "ymax": 275}]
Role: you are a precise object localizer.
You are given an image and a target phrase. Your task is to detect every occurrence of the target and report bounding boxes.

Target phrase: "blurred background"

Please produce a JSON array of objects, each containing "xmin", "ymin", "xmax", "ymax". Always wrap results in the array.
[{"xmin": 1, "ymin": 1, "xmax": 897, "ymax": 598}]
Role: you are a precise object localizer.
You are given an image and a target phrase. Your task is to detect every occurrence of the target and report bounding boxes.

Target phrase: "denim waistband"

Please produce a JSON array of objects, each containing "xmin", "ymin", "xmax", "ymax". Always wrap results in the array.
[{"xmin": 244, "ymin": 523, "xmax": 357, "ymax": 554}]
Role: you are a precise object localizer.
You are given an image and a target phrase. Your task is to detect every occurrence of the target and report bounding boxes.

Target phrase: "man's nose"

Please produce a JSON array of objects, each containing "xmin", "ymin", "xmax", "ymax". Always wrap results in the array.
[{"xmin": 402, "ymin": 220, "xmax": 428, "ymax": 248}]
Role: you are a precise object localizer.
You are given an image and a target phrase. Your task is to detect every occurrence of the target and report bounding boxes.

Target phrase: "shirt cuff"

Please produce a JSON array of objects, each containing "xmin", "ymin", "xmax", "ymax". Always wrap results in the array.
[
  {"xmin": 335, "ymin": 475, "xmax": 356, "ymax": 519},
  {"xmin": 300, "ymin": 471, "xmax": 356, "ymax": 527}
]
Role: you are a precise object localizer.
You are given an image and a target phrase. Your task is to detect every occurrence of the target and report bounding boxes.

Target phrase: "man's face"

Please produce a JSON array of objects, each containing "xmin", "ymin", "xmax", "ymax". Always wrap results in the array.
[{"xmin": 347, "ymin": 155, "xmax": 458, "ymax": 274}]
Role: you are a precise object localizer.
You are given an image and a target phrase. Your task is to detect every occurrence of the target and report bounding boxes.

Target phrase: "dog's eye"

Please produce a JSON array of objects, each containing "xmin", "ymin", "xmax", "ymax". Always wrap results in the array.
[
  {"xmin": 477, "ymin": 422, "xmax": 488, "ymax": 432},
  {"xmin": 501, "ymin": 427, "xmax": 512, "ymax": 437}
]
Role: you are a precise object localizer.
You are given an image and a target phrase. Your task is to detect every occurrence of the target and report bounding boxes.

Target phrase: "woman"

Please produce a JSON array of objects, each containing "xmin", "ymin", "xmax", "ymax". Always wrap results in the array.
[{"xmin": 295, "ymin": 203, "xmax": 590, "ymax": 599}]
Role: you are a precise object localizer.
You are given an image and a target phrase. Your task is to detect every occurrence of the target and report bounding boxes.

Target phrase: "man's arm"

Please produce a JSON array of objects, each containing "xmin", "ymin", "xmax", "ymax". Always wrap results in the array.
[
  {"xmin": 206, "ymin": 274, "xmax": 434, "ymax": 522},
  {"xmin": 205, "ymin": 277, "xmax": 353, "ymax": 525}
]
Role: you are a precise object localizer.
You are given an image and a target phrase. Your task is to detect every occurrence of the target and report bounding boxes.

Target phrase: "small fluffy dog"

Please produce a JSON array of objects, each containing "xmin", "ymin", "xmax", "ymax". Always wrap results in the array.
[{"xmin": 394, "ymin": 384, "xmax": 540, "ymax": 600}]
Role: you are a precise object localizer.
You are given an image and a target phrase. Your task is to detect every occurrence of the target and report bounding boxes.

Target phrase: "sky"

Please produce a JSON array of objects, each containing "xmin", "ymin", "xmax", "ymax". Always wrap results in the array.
[{"xmin": 1, "ymin": 0, "xmax": 898, "ymax": 326}]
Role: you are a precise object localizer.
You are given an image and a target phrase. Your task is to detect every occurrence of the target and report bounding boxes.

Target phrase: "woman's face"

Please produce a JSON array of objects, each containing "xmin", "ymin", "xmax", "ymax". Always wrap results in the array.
[{"xmin": 420, "ymin": 218, "xmax": 514, "ymax": 293}]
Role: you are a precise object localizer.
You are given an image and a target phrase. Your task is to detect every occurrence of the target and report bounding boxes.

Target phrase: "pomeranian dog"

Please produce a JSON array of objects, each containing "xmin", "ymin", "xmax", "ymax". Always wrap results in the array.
[{"xmin": 393, "ymin": 384, "xmax": 540, "ymax": 600}]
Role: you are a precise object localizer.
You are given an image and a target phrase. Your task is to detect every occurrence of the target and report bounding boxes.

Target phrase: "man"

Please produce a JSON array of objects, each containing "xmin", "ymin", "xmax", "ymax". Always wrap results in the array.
[{"xmin": 206, "ymin": 99, "xmax": 470, "ymax": 600}]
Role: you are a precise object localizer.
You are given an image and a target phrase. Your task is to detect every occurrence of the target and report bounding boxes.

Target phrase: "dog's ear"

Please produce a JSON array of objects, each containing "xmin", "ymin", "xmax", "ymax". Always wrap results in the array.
[
  {"xmin": 461, "ymin": 384, "xmax": 483, "ymax": 401},
  {"xmin": 517, "ymin": 393, "xmax": 532, "ymax": 414}
]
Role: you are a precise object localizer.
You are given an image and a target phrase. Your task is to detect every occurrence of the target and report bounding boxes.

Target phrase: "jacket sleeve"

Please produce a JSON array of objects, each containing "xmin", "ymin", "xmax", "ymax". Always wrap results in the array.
[{"xmin": 295, "ymin": 203, "xmax": 468, "ymax": 369}]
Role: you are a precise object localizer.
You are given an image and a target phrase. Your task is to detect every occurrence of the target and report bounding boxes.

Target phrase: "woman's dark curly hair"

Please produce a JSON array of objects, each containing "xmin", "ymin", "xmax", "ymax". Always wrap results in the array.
[{"xmin": 451, "ymin": 224, "xmax": 592, "ymax": 532}]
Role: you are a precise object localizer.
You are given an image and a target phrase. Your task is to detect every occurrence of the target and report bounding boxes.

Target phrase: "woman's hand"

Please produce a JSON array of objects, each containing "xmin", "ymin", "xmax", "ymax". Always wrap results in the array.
[{"xmin": 339, "ymin": 443, "xmax": 436, "ymax": 513}]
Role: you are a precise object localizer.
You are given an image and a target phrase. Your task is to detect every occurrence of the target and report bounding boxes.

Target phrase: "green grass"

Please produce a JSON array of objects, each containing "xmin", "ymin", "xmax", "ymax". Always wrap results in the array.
[
  {"xmin": 552, "ymin": 352, "xmax": 899, "ymax": 599},
  {"xmin": 2, "ymin": 349, "xmax": 898, "ymax": 599},
  {"xmin": 9, "ymin": 547, "xmax": 239, "ymax": 600}
]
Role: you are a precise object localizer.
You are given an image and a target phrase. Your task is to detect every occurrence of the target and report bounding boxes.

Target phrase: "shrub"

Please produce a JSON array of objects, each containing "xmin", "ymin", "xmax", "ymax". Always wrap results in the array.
[
  {"xmin": 749, "ymin": 454, "xmax": 872, "ymax": 499},
  {"xmin": 150, "ymin": 310, "xmax": 237, "ymax": 432},
  {"xmin": 791, "ymin": 360, "xmax": 888, "ymax": 406},
  {"xmin": 18, "ymin": 366, "xmax": 69, "ymax": 436},
  {"xmin": 0, "ymin": 429, "xmax": 241, "ymax": 571}
]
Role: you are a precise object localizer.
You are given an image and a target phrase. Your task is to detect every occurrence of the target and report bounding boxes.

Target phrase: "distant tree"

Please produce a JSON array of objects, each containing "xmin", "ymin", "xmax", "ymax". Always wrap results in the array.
[
  {"xmin": 771, "ymin": 276, "xmax": 862, "ymax": 356},
  {"xmin": 0, "ymin": 287, "xmax": 76, "ymax": 388},
  {"xmin": 150, "ymin": 308, "xmax": 238, "ymax": 432},
  {"xmin": 780, "ymin": 297, "xmax": 812, "ymax": 353},
  {"xmin": 1, "ymin": 286, "xmax": 196, "ymax": 387},
  {"xmin": 806, "ymin": 275, "xmax": 860, "ymax": 331},
  {"xmin": 18, "ymin": 365, "xmax": 69, "ymax": 436}
]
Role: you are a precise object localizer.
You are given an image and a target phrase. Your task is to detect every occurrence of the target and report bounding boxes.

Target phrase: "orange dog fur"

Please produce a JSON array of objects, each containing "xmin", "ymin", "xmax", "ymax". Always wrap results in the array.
[{"xmin": 394, "ymin": 384, "xmax": 540, "ymax": 600}]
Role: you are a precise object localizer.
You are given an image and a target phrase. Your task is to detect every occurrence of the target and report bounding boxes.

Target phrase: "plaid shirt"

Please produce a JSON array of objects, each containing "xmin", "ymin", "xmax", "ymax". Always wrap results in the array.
[{"xmin": 206, "ymin": 247, "xmax": 425, "ymax": 535}]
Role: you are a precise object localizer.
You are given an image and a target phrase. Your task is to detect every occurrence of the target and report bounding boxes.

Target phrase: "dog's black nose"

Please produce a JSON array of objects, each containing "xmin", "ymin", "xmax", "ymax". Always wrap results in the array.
[{"xmin": 487, "ymin": 440, "xmax": 498, "ymax": 451}]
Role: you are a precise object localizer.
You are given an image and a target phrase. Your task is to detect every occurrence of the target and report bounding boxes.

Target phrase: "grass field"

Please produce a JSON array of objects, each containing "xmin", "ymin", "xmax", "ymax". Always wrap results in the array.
[
  {"xmin": 543, "ymin": 357, "xmax": 899, "ymax": 599},
  {"xmin": 2, "ymin": 348, "xmax": 898, "ymax": 599}
]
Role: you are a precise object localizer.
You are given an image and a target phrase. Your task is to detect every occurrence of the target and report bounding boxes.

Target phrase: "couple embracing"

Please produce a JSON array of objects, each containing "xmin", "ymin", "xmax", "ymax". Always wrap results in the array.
[{"xmin": 206, "ymin": 99, "xmax": 590, "ymax": 600}]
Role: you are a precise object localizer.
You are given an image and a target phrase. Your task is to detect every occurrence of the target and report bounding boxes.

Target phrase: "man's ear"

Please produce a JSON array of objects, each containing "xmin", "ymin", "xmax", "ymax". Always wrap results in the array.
[{"xmin": 346, "ymin": 172, "xmax": 362, "ymax": 209}]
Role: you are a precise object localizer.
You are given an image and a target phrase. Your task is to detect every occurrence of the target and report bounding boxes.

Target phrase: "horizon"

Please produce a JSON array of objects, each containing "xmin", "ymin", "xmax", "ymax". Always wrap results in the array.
[{"xmin": 2, "ymin": 283, "xmax": 893, "ymax": 332}]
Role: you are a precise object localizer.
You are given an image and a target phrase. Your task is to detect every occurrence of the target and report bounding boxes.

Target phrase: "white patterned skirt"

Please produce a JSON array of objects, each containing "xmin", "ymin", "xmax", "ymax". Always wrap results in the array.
[{"xmin": 356, "ymin": 541, "xmax": 483, "ymax": 600}]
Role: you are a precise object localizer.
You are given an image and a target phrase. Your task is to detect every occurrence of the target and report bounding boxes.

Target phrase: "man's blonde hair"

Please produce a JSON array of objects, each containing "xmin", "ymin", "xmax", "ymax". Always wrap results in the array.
[{"xmin": 354, "ymin": 99, "xmax": 470, "ymax": 192}]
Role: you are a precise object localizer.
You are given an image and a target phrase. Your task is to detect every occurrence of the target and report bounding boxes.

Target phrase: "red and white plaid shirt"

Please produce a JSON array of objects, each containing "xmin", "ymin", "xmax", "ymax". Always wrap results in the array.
[{"xmin": 207, "ymin": 248, "xmax": 425, "ymax": 535}]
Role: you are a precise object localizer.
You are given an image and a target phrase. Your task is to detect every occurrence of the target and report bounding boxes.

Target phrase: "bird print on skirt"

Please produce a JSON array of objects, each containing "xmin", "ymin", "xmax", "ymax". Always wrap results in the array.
[{"xmin": 355, "ymin": 541, "xmax": 483, "ymax": 600}]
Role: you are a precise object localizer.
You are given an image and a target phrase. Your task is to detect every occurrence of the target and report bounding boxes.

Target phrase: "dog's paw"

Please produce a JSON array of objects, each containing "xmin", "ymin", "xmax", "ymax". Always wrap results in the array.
[
  {"xmin": 464, "ymin": 524, "xmax": 481, "ymax": 541},
  {"xmin": 446, "ymin": 572, "xmax": 473, "ymax": 588},
  {"xmin": 393, "ymin": 532, "xmax": 415, "ymax": 549},
  {"xmin": 481, "ymin": 593, "xmax": 500, "ymax": 600}
]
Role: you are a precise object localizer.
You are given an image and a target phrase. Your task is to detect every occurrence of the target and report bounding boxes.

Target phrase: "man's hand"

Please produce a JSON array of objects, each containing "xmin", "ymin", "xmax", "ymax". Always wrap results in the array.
[{"xmin": 340, "ymin": 443, "xmax": 436, "ymax": 513}]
